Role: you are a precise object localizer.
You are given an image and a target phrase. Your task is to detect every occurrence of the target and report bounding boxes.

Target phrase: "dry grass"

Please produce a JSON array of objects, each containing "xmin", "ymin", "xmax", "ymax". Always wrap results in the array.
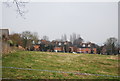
[{"xmin": 2, "ymin": 51, "xmax": 119, "ymax": 79}]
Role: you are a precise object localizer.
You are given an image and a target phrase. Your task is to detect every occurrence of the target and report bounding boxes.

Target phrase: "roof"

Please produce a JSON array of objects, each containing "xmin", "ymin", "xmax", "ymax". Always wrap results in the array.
[{"xmin": 0, "ymin": 29, "xmax": 9, "ymax": 35}]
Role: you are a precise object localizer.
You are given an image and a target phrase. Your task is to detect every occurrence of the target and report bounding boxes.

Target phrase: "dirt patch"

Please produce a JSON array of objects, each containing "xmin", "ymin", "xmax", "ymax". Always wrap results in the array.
[{"xmin": 107, "ymin": 56, "xmax": 118, "ymax": 60}]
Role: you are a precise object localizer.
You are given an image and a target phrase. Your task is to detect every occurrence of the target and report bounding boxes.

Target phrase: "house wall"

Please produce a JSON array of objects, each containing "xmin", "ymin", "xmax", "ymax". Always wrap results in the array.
[
  {"xmin": 0, "ymin": 29, "xmax": 9, "ymax": 40},
  {"xmin": 0, "ymin": 29, "xmax": 10, "ymax": 54},
  {"xmin": 33, "ymin": 45, "xmax": 40, "ymax": 51},
  {"xmin": 77, "ymin": 48, "xmax": 97, "ymax": 54},
  {"xmin": 69, "ymin": 47, "xmax": 74, "ymax": 52},
  {"xmin": 93, "ymin": 48, "xmax": 97, "ymax": 54},
  {"xmin": 54, "ymin": 47, "xmax": 63, "ymax": 52}
]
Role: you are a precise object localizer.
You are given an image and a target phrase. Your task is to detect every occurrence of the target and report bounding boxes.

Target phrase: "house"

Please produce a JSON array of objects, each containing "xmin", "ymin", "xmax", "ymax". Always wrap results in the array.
[
  {"xmin": 69, "ymin": 46, "xmax": 77, "ymax": 53},
  {"xmin": 33, "ymin": 44, "xmax": 40, "ymax": 51},
  {"xmin": 77, "ymin": 48, "xmax": 96, "ymax": 54},
  {"xmin": 76, "ymin": 42, "xmax": 97, "ymax": 54},
  {"xmin": 54, "ymin": 47, "xmax": 63, "ymax": 52},
  {"xmin": 31, "ymin": 39, "xmax": 98, "ymax": 54},
  {"xmin": 53, "ymin": 41, "xmax": 64, "ymax": 52},
  {"xmin": 0, "ymin": 29, "xmax": 9, "ymax": 41},
  {"xmin": 0, "ymin": 29, "xmax": 10, "ymax": 54}
]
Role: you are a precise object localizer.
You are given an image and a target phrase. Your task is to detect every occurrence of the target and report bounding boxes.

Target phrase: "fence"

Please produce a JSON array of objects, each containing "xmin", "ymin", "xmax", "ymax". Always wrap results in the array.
[{"xmin": 1, "ymin": 66, "xmax": 120, "ymax": 78}]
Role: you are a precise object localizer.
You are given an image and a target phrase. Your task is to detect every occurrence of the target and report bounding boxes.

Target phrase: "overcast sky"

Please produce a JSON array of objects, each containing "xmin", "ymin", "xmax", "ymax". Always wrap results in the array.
[{"xmin": 1, "ymin": 2, "xmax": 118, "ymax": 45}]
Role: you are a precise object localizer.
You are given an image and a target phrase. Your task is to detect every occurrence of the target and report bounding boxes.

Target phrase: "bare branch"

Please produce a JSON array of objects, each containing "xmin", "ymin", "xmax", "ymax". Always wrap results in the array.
[{"xmin": 4, "ymin": 0, "xmax": 29, "ymax": 19}]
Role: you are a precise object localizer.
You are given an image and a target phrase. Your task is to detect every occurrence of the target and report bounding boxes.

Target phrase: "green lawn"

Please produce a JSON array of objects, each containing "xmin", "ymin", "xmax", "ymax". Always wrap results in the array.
[{"xmin": 2, "ymin": 51, "xmax": 119, "ymax": 79}]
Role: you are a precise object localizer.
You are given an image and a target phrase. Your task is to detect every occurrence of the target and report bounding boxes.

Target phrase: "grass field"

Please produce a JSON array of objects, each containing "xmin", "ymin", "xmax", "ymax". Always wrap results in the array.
[{"xmin": 2, "ymin": 51, "xmax": 119, "ymax": 79}]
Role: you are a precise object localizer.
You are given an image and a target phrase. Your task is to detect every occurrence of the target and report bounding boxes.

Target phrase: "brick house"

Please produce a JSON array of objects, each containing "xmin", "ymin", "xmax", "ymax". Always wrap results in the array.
[
  {"xmin": 77, "ymin": 48, "xmax": 96, "ymax": 54},
  {"xmin": 76, "ymin": 42, "xmax": 97, "ymax": 54},
  {"xmin": 31, "ymin": 39, "xmax": 98, "ymax": 54},
  {"xmin": 54, "ymin": 47, "xmax": 63, "ymax": 52},
  {"xmin": 53, "ymin": 41, "xmax": 64, "ymax": 52}
]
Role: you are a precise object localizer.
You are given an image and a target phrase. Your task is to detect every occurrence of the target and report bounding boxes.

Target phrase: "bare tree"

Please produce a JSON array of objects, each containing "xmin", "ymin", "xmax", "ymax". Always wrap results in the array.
[
  {"xmin": 69, "ymin": 33, "xmax": 83, "ymax": 45},
  {"xmin": 73, "ymin": 36, "xmax": 83, "ymax": 46},
  {"xmin": 70, "ymin": 35, "xmax": 73, "ymax": 43},
  {"xmin": 72, "ymin": 33, "xmax": 77, "ymax": 42},
  {"xmin": 77, "ymin": 34, "xmax": 81, "ymax": 39},
  {"xmin": 9, "ymin": 33, "xmax": 22, "ymax": 46},
  {"xmin": 31, "ymin": 32, "xmax": 39, "ymax": 44},
  {"xmin": 63, "ymin": 34, "xmax": 67, "ymax": 41},
  {"xmin": 13, "ymin": 0, "xmax": 28, "ymax": 17},
  {"xmin": 69, "ymin": 33, "xmax": 76, "ymax": 44},
  {"xmin": 61, "ymin": 35, "xmax": 64, "ymax": 42},
  {"xmin": 104, "ymin": 37, "xmax": 117, "ymax": 55},
  {"xmin": 21, "ymin": 31, "xmax": 39, "ymax": 48},
  {"xmin": 42, "ymin": 35, "xmax": 49, "ymax": 41},
  {"xmin": 3, "ymin": 0, "xmax": 28, "ymax": 18},
  {"xmin": 61, "ymin": 34, "xmax": 67, "ymax": 42}
]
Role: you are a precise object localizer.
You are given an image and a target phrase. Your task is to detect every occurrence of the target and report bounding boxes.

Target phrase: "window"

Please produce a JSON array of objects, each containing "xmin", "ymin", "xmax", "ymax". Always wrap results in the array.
[
  {"xmin": 83, "ymin": 44, "xmax": 85, "ymax": 47},
  {"xmin": 88, "ymin": 44, "xmax": 91, "ymax": 47}
]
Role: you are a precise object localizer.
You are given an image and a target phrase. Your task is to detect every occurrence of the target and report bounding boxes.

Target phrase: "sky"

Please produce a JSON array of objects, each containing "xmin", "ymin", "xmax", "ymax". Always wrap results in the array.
[
  {"xmin": 1, "ymin": 1, "xmax": 118, "ymax": 45},
  {"xmin": 0, "ymin": 2, "xmax": 2, "ymax": 28}
]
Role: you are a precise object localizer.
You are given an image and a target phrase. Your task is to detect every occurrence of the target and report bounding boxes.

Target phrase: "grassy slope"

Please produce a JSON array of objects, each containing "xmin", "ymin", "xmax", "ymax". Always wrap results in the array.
[{"xmin": 2, "ymin": 51, "xmax": 119, "ymax": 79}]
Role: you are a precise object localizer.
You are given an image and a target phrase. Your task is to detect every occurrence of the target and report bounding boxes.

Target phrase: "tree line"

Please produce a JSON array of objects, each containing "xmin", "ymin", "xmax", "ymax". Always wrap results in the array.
[{"xmin": 7, "ymin": 31, "xmax": 120, "ymax": 55}]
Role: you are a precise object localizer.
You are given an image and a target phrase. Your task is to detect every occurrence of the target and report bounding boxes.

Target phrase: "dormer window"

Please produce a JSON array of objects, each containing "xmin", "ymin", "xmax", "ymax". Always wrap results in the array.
[
  {"xmin": 83, "ymin": 44, "xmax": 85, "ymax": 47},
  {"xmin": 38, "ymin": 41, "xmax": 41, "ymax": 44},
  {"xmin": 59, "ymin": 42, "xmax": 61, "ymax": 46},
  {"xmin": 32, "ymin": 41, "xmax": 35, "ymax": 44},
  {"xmin": 88, "ymin": 44, "xmax": 91, "ymax": 47}
]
